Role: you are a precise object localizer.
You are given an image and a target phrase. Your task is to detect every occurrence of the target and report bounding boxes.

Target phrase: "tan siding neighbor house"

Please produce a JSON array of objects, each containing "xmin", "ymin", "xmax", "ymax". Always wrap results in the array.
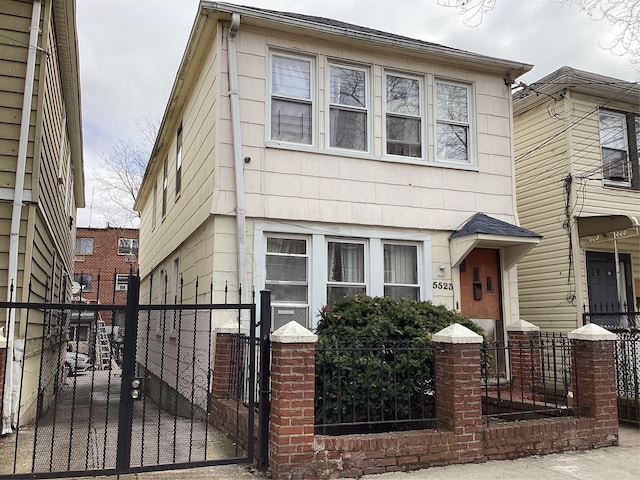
[
  {"xmin": 514, "ymin": 67, "xmax": 639, "ymax": 332},
  {"xmin": 134, "ymin": 2, "xmax": 540, "ymax": 397},
  {"xmin": 1, "ymin": 0, "xmax": 84, "ymax": 431}
]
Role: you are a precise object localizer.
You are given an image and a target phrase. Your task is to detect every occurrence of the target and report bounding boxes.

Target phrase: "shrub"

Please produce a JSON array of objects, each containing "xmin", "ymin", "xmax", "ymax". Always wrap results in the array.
[{"xmin": 314, "ymin": 295, "xmax": 485, "ymax": 431}]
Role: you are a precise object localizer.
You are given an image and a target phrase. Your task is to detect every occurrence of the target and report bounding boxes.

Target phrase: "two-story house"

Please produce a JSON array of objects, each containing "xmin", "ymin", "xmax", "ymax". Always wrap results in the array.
[
  {"xmin": 514, "ymin": 67, "xmax": 639, "ymax": 331},
  {"xmin": 134, "ymin": 2, "xmax": 540, "ymax": 347},
  {"xmin": 1, "ymin": 0, "xmax": 84, "ymax": 431}
]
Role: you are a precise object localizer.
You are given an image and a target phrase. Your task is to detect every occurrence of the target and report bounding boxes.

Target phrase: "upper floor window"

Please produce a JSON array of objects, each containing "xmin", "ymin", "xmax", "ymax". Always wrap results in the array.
[
  {"xmin": 73, "ymin": 273, "xmax": 92, "ymax": 291},
  {"xmin": 436, "ymin": 80, "xmax": 472, "ymax": 164},
  {"xmin": 599, "ymin": 110, "xmax": 639, "ymax": 187},
  {"xmin": 270, "ymin": 53, "xmax": 313, "ymax": 144},
  {"xmin": 176, "ymin": 123, "xmax": 183, "ymax": 195},
  {"xmin": 75, "ymin": 237, "xmax": 94, "ymax": 255},
  {"xmin": 152, "ymin": 183, "xmax": 157, "ymax": 229},
  {"xmin": 328, "ymin": 64, "xmax": 368, "ymax": 151},
  {"xmin": 118, "ymin": 237, "xmax": 138, "ymax": 255},
  {"xmin": 385, "ymin": 73, "xmax": 422, "ymax": 158}
]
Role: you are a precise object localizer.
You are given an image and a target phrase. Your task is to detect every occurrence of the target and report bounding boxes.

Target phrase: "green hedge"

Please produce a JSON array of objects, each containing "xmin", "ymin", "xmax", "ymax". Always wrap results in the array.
[{"xmin": 315, "ymin": 295, "xmax": 486, "ymax": 430}]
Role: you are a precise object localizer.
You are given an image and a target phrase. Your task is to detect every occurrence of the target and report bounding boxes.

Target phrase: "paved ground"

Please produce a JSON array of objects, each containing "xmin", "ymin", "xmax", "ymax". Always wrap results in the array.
[
  {"xmin": 2, "ymin": 368, "xmax": 638, "ymax": 479},
  {"xmin": 82, "ymin": 424, "xmax": 639, "ymax": 480}
]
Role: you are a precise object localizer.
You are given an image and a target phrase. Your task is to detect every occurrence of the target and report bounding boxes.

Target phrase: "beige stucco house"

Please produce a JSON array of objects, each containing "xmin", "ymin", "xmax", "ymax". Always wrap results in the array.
[
  {"xmin": 134, "ymin": 2, "xmax": 540, "ymax": 346},
  {"xmin": 1, "ymin": 0, "xmax": 84, "ymax": 431},
  {"xmin": 514, "ymin": 67, "xmax": 639, "ymax": 332}
]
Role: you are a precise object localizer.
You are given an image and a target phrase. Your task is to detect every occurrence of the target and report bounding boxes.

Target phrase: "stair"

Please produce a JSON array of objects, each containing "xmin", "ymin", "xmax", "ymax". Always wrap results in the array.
[{"xmin": 96, "ymin": 318, "xmax": 112, "ymax": 370}]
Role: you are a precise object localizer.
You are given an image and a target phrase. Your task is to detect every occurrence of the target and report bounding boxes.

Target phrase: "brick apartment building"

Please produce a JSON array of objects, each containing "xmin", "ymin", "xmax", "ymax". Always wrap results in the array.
[{"xmin": 72, "ymin": 227, "xmax": 139, "ymax": 348}]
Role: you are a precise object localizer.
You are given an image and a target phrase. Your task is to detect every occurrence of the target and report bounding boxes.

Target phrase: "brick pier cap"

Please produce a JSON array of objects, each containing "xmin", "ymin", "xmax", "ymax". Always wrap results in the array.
[
  {"xmin": 568, "ymin": 323, "xmax": 617, "ymax": 341},
  {"xmin": 432, "ymin": 323, "xmax": 483, "ymax": 344},
  {"xmin": 270, "ymin": 320, "xmax": 318, "ymax": 343},
  {"xmin": 506, "ymin": 319, "xmax": 540, "ymax": 333}
]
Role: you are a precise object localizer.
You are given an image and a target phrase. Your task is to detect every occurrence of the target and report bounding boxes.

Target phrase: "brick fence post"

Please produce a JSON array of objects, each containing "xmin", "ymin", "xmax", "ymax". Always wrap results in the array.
[
  {"xmin": 269, "ymin": 321, "xmax": 317, "ymax": 480},
  {"xmin": 433, "ymin": 323, "xmax": 484, "ymax": 463},
  {"xmin": 568, "ymin": 323, "xmax": 618, "ymax": 446},
  {"xmin": 211, "ymin": 323, "xmax": 247, "ymax": 399},
  {"xmin": 506, "ymin": 319, "xmax": 541, "ymax": 398}
]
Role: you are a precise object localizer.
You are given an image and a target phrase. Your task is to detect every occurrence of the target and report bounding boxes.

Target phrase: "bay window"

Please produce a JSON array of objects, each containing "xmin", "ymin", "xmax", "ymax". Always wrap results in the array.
[
  {"xmin": 436, "ymin": 80, "xmax": 472, "ymax": 164},
  {"xmin": 328, "ymin": 64, "xmax": 368, "ymax": 151},
  {"xmin": 270, "ymin": 53, "xmax": 313, "ymax": 144},
  {"xmin": 386, "ymin": 73, "xmax": 422, "ymax": 158}
]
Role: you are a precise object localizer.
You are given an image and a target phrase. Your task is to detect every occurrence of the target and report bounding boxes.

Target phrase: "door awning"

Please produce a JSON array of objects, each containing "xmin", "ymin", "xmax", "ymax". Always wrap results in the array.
[
  {"xmin": 576, "ymin": 215, "xmax": 640, "ymax": 239},
  {"xmin": 450, "ymin": 213, "xmax": 542, "ymax": 269}
]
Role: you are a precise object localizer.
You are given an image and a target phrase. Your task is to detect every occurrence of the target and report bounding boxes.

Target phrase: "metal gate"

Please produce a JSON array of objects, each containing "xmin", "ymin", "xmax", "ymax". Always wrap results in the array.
[{"xmin": 0, "ymin": 275, "xmax": 270, "ymax": 478}]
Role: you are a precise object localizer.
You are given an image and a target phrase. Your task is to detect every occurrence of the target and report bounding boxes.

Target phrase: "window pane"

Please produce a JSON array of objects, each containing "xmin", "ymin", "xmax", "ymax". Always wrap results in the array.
[
  {"xmin": 387, "ymin": 116, "xmax": 421, "ymax": 157},
  {"xmin": 75, "ymin": 238, "xmax": 94, "ymax": 255},
  {"xmin": 272, "ymin": 306, "xmax": 308, "ymax": 330},
  {"xmin": 384, "ymin": 244, "xmax": 417, "ymax": 284},
  {"xmin": 599, "ymin": 113, "xmax": 626, "ymax": 150},
  {"xmin": 327, "ymin": 285, "xmax": 366, "ymax": 304},
  {"xmin": 267, "ymin": 238, "xmax": 306, "ymax": 255},
  {"xmin": 266, "ymin": 256, "xmax": 307, "ymax": 282},
  {"xmin": 386, "ymin": 76, "xmax": 420, "ymax": 116},
  {"xmin": 384, "ymin": 285, "xmax": 419, "ymax": 300},
  {"xmin": 74, "ymin": 274, "xmax": 92, "ymax": 291},
  {"xmin": 272, "ymin": 56, "xmax": 311, "ymax": 99},
  {"xmin": 330, "ymin": 109, "xmax": 366, "ymax": 150},
  {"xmin": 437, "ymin": 123, "xmax": 468, "ymax": 161},
  {"xmin": 327, "ymin": 242, "xmax": 364, "ymax": 283},
  {"xmin": 436, "ymin": 83, "xmax": 468, "ymax": 122},
  {"xmin": 266, "ymin": 284, "xmax": 308, "ymax": 303},
  {"xmin": 271, "ymin": 99, "xmax": 312, "ymax": 144},
  {"xmin": 330, "ymin": 66, "xmax": 366, "ymax": 107}
]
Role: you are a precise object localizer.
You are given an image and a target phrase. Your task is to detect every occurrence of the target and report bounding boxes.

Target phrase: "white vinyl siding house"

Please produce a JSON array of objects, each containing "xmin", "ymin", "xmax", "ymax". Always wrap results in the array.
[
  {"xmin": 135, "ymin": 3, "xmax": 536, "ymax": 337},
  {"xmin": 514, "ymin": 67, "xmax": 640, "ymax": 331}
]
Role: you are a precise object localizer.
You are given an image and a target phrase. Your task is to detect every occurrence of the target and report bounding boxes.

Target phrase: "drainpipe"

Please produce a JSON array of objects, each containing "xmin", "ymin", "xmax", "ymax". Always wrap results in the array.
[
  {"xmin": 3, "ymin": 0, "xmax": 41, "ymax": 435},
  {"xmin": 227, "ymin": 13, "xmax": 248, "ymax": 309}
]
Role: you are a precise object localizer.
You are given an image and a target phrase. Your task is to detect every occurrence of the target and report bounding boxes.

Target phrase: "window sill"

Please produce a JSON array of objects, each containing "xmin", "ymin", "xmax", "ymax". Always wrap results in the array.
[{"xmin": 265, "ymin": 141, "xmax": 479, "ymax": 171}]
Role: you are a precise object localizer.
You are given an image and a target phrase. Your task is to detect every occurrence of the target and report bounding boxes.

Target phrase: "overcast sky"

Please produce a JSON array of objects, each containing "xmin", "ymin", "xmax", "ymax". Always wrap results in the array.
[{"xmin": 74, "ymin": 0, "xmax": 638, "ymax": 228}]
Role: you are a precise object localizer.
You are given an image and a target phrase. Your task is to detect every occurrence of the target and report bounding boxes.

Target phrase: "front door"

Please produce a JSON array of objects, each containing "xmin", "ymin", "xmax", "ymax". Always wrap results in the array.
[
  {"xmin": 586, "ymin": 251, "xmax": 633, "ymax": 311},
  {"xmin": 459, "ymin": 248, "xmax": 504, "ymax": 373}
]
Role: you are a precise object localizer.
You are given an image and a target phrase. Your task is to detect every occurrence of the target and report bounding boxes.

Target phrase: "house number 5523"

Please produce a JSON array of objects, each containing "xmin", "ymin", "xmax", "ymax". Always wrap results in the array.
[{"xmin": 433, "ymin": 282, "xmax": 453, "ymax": 290}]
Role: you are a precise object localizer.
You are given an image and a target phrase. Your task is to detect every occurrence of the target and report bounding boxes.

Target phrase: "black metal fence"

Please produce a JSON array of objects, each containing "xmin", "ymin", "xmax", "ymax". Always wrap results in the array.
[
  {"xmin": 481, "ymin": 335, "xmax": 576, "ymax": 425},
  {"xmin": 583, "ymin": 303, "xmax": 639, "ymax": 330},
  {"xmin": 314, "ymin": 340, "xmax": 436, "ymax": 435}
]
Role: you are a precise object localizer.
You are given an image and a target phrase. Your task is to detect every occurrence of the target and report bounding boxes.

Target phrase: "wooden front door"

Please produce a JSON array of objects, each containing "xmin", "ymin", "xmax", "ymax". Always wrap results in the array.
[{"xmin": 460, "ymin": 247, "xmax": 504, "ymax": 374}]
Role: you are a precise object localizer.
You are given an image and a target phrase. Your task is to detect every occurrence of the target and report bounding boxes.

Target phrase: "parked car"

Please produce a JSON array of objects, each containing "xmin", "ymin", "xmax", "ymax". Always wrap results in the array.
[{"xmin": 65, "ymin": 351, "xmax": 93, "ymax": 376}]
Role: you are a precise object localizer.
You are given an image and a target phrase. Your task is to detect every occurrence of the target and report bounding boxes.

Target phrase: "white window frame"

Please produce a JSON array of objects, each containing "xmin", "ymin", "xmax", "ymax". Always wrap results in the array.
[
  {"xmin": 268, "ymin": 51, "xmax": 315, "ymax": 146},
  {"xmin": 118, "ymin": 237, "xmax": 138, "ymax": 256},
  {"xmin": 326, "ymin": 238, "xmax": 368, "ymax": 303},
  {"xmin": 599, "ymin": 110, "xmax": 632, "ymax": 186},
  {"xmin": 384, "ymin": 71, "xmax": 424, "ymax": 159},
  {"xmin": 434, "ymin": 79, "xmax": 475, "ymax": 166},
  {"xmin": 254, "ymin": 222, "xmax": 433, "ymax": 330},
  {"xmin": 265, "ymin": 235, "xmax": 310, "ymax": 329},
  {"xmin": 115, "ymin": 274, "xmax": 129, "ymax": 291},
  {"xmin": 382, "ymin": 242, "xmax": 420, "ymax": 300},
  {"xmin": 176, "ymin": 123, "xmax": 183, "ymax": 196},
  {"xmin": 326, "ymin": 62, "xmax": 370, "ymax": 153}
]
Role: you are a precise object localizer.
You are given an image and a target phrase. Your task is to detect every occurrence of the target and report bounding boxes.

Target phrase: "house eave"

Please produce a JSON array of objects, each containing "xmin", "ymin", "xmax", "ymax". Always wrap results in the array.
[{"xmin": 450, "ymin": 234, "xmax": 540, "ymax": 270}]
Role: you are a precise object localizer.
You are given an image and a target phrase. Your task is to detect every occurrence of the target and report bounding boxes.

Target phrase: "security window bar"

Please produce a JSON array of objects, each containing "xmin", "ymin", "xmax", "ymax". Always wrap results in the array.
[
  {"xmin": 118, "ymin": 237, "xmax": 138, "ymax": 255},
  {"xmin": 266, "ymin": 237, "xmax": 309, "ymax": 329},
  {"xmin": 386, "ymin": 74, "xmax": 422, "ymax": 158},
  {"xmin": 327, "ymin": 241, "xmax": 366, "ymax": 304},
  {"xmin": 436, "ymin": 80, "xmax": 471, "ymax": 163},
  {"xmin": 329, "ymin": 64, "xmax": 368, "ymax": 151},
  {"xmin": 383, "ymin": 243, "xmax": 419, "ymax": 300},
  {"xmin": 270, "ymin": 53, "xmax": 313, "ymax": 144}
]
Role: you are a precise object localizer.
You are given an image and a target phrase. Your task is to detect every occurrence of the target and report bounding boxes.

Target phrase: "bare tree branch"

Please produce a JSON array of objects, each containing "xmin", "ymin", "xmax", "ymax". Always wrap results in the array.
[{"xmin": 439, "ymin": 0, "xmax": 639, "ymax": 65}]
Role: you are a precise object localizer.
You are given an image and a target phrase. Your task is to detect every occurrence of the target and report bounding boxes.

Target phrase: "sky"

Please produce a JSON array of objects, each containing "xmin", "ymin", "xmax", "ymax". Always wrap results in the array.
[{"xmin": 74, "ymin": 0, "xmax": 639, "ymax": 228}]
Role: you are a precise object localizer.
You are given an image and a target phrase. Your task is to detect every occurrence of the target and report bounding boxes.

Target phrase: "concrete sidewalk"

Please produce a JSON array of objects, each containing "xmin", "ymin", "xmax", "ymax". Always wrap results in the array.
[{"xmin": 82, "ymin": 425, "xmax": 638, "ymax": 479}]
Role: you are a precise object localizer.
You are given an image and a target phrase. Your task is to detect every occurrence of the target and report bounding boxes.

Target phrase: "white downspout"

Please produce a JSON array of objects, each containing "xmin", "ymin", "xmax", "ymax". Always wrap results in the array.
[
  {"xmin": 3, "ymin": 0, "xmax": 41, "ymax": 435},
  {"xmin": 227, "ymin": 13, "xmax": 248, "ymax": 309}
]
